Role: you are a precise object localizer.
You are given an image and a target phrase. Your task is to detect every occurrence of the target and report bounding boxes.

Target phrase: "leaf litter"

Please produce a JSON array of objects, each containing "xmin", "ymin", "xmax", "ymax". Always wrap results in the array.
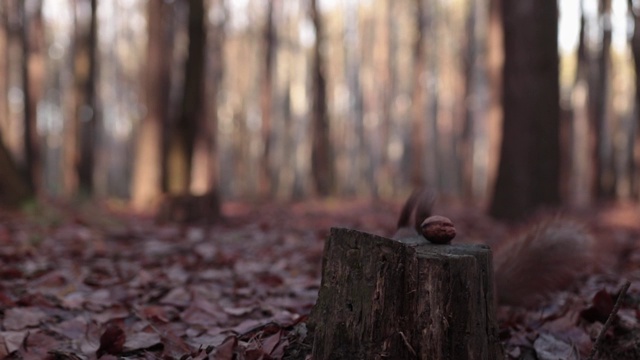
[{"xmin": 0, "ymin": 200, "xmax": 640, "ymax": 359}]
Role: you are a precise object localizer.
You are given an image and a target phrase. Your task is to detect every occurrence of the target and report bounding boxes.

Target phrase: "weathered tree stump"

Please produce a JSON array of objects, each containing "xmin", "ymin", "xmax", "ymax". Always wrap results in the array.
[{"xmin": 310, "ymin": 228, "xmax": 503, "ymax": 360}]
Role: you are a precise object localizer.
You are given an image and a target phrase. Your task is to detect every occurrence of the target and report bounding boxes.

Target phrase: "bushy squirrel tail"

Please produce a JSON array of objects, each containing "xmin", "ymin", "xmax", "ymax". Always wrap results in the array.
[
  {"xmin": 493, "ymin": 219, "xmax": 594, "ymax": 307},
  {"xmin": 394, "ymin": 188, "xmax": 436, "ymax": 238}
]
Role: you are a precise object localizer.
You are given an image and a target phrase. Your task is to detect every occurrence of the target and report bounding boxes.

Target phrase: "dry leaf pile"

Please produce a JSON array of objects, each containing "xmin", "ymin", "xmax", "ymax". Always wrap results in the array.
[{"xmin": 0, "ymin": 200, "xmax": 639, "ymax": 359}]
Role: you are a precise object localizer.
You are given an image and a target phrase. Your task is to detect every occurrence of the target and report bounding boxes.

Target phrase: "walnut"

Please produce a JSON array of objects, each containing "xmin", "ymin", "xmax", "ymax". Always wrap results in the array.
[{"xmin": 421, "ymin": 215, "xmax": 456, "ymax": 244}]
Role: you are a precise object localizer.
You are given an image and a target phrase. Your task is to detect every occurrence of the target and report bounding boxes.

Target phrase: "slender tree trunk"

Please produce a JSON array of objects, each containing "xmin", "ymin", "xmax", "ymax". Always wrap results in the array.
[
  {"xmin": 21, "ymin": 0, "xmax": 44, "ymax": 194},
  {"xmin": 410, "ymin": 0, "xmax": 427, "ymax": 187},
  {"xmin": 0, "ymin": 132, "xmax": 31, "ymax": 207},
  {"xmin": 486, "ymin": 0, "xmax": 503, "ymax": 200},
  {"xmin": 343, "ymin": 1, "xmax": 363, "ymax": 196},
  {"xmin": 260, "ymin": 0, "xmax": 276, "ymax": 197},
  {"xmin": 374, "ymin": 0, "xmax": 394, "ymax": 197},
  {"xmin": 190, "ymin": 0, "xmax": 224, "ymax": 219},
  {"xmin": 490, "ymin": 0, "xmax": 560, "ymax": 221},
  {"xmin": 460, "ymin": 0, "xmax": 476, "ymax": 199},
  {"xmin": 204, "ymin": 0, "xmax": 225, "ymax": 206},
  {"xmin": 0, "ymin": 3, "xmax": 7, "ymax": 136},
  {"xmin": 63, "ymin": 10, "xmax": 78, "ymax": 198},
  {"xmin": 628, "ymin": 0, "xmax": 640, "ymax": 199},
  {"xmin": 309, "ymin": 0, "xmax": 335, "ymax": 196},
  {"xmin": 72, "ymin": 0, "xmax": 98, "ymax": 196},
  {"xmin": 569, "ymin": 1, "xmax": 592, "ymax": 207},
  {"xmin": 0, "ymin": 3, "xmax": 27, "ymax": 207},
  {"xmin": 167, "ymin": 0, "xmax": 206, "ymax": 194},
  {"xmin": 131, "ymin": 0, "xmax": 173, "ymax": 210},
  {"xmin": 593, "ymin": 0, "xmax": 615, "ymax": 200}
]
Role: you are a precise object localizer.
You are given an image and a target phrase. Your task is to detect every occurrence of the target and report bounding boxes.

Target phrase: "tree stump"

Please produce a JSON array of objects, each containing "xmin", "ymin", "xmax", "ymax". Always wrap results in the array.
[{"xmin": 310, "ymin": 228, "xmax": 503, "ymax": 360}]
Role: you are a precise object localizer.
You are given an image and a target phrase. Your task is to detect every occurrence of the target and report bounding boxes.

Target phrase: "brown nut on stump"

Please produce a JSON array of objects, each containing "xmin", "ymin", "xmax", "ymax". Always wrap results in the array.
[{"xmin": 421, "ymin": 215, "xmax": 456, "ymax": 244}]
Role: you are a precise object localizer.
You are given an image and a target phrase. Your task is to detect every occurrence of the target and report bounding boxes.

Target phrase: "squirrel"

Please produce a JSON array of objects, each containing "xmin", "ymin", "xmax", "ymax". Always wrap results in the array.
[
  {"xmin": 393, "ymin": 188, "xmax": 594, "ymax": 308},
  {"xmin": 392, "ymin": 188, "xmax": 436, "ymax": 240}
]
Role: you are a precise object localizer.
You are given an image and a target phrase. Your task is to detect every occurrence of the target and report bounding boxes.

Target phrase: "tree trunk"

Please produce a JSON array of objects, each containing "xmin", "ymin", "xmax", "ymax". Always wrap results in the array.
[
  {"xmin": 489, "ymin": 0, "xmax": 560, "ymax": 221},
  {"xmin": 21, "ymin": 0, "xmax": 44, "ymax": 194},
  {"xmin": 167, "ymin": 0, "xmax": 206, "ymax": 194},
  {"xmin": 375, "ymin": 0, "xmax": 394, "ymax": 197},
  {"xmin": 627, "ymin": 0, "xmax": 640, "ymax": 199},
  {"xmin": 131, "ymin": 0, "xmax": 173, "ymax": 211},
  {"xmin": 593, "ymin": 0, "xmax": 615, "ymax": 200},
  {"xmin": 0, "ymin": 131, "xmax": 31, "ymax": 208},
  {"xmin": 569, "ymin": 2, "xmax": 592, "ymax": 207},
  {"xmin": 0, "ymin": 3, "xmax": 7, "ymax": 136},
  {"xmin": 343, "ymin": 1, "xmax": 364, "ymax": 196},
  {"xmin": 310, "ymin": 228, "xmax": 503, "ymax": 360},
  {"xmin": 72, "ymin": 0, "xmax": 98, "ymax": 196},
  {"xmin": 161, "ymin": 0, "xmax": 220, "ymax": 223},
  {"xmin": 410, "ymin": 0, "xmax": 427, "ymax": 187},
  {"xmin": 74, "ymin": 0, "xmax": 99, "ymax": 195},
  {"xmin": 486, "ymin": 0, "xmax": 503, "ymax": 201},
  {"xmin": 309, "ymin": 0, "xmax": 335, "ymax": 197},
  {"xmin": 260, "ymin": 0, "xmax": 276, "ymax": 197}
]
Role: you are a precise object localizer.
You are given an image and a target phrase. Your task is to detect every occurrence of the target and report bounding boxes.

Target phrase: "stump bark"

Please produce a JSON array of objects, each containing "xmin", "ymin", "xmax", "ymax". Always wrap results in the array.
[{"xmin": 310, "ymin": 228, "xmax": 503, "ymax": 360}]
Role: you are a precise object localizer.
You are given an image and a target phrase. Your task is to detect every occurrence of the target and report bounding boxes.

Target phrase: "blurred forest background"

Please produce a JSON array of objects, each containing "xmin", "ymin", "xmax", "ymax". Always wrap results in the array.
[{"xmin": 0, "ymin": 0, "xmax": 639, "ymax": 222}]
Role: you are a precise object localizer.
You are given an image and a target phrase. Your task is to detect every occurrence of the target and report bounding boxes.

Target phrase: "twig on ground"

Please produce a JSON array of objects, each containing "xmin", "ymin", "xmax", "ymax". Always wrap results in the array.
[{"xmin": 587, "ymin": 281, "xmax": 631, "ymax": 360}]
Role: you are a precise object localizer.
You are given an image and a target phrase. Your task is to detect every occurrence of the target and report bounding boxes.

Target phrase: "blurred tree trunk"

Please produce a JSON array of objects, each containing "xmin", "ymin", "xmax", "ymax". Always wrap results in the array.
[
  {"xmin": 592, "ymin": 0, "xmax": 615, "ymax": 200},
  {"xmin": 161, "ymin": 0, "xmax": 220, "ymax": 223},
  {"xmin": 167, "ymin": 0, "xmax": 206, "ymax": 194},
  {"xmin": 569, "ymin": 2, "xmax": 592, "ymax": 207},
  {"xmin": 70, "ymin": 0, "xmax": 98, "ymax": 196},
  {"xmin": 343, "ymin": 1, "xmax": 363, "ymax": 196},
  {"xmin": 486, "ymin": 0, "xmax": 503, "ymax": 199},
  {"xmin": 21, "ymin": 0, "xmax": 44, "ymax": 194},
  {"xmin": 490, "ymin": 0, "xmax": 560, "ymax": 221},
  {"xmin": 460, "ymin": 0, "xmax": 476, "ymax": 199},
  {"xmin": 410, "ymin": 0, "xmax": 427, "ymax": 187},
  {"xmin": 0, "ymin": 4, "xmax": 7, "ymax": 135},
  {"xmin": 309, "ymin": 0, "xmax": 335, "ymax": 196},
  {"xmin": 260, "ymin": 0, "xmax": 276, "ymax": 197},
  {"xmin": 191, "ymin": 0, "xmax": 224, "ymax": 217},
  {"xmin": 627, "ymin": 0, "xmax": 640, "ymax": 199},
  {"xmin": 0, "ymin": 132, "xmax": 31, "ymax": 207},
  {"xmin": 131, "ymin": 0, "xmax": 173, "ymax": 210},
  {"xmin": 202, "ymin": 0, "xmax": 225, "ymax": 209},
  {"xmin": 376, "ymin": 0, "xmax": 394, "ymax": 196}
]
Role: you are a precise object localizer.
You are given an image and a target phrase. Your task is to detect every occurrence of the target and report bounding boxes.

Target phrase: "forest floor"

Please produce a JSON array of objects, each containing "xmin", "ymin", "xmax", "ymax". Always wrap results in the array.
[{"xmin": 1, "ymin": 198, "xmax": 640, "ymax": 359}]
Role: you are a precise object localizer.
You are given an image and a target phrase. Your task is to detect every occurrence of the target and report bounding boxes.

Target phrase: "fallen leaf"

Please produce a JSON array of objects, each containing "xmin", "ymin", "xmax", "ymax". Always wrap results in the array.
[
  {"xmin": 0, "ymin": 330, "xmax": 28, "ymax": 353},
  {"xmin": 533, "ymin": 333, "xmax": 578, "ymax": 360},
  {"xmin": 3, "ymin": 307, "xmax": 47, "ymax": 330},
  {"xmin": 96, "ymin": 324, "xmax": 126, "ymax": 358},
  {"xmin": 215, "ymin": 335, "xmax": 238, "ymax": 360}
]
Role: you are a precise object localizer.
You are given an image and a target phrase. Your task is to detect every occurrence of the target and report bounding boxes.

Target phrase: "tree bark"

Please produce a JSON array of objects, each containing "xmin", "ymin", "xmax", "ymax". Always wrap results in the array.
[
  {"xmin": 627, "ymin": 0, "xmax": 640, "ymax": 199},
  {"xmin": 410, "ymin": 0, "xmax": 427, "ymax": 187},
  {"xmin": 167, "ymin": 0, "xmax": 206, "ymax": 194},
  {"xmin": 486, "ymin": 0, "xmax": 503, "ymax": 201},
  {"xmin": 260, "ymin": 0, "xmax": 276, "ymax": 197},
  {"xmin": 489, "ymin": 0, "xmax": 560, "ymax": 221},
  {"xmin": 21, "ymin": 0, "xmax": 44, "ymax": 194},
  {"xmin": 568, "ymin": 2, "xmax": 592, "ymax": 207},
  {"xmin": 131, "ymin": 0, "xmax": 173, "ymax": 211},
  {"xmin": 71, "ymin": 0, "xmax": 99, "ymax": 196},
  {"xmin": 592, "ymin": 0, "xmax": 615, "ymax": 200},
  {"xmin": 0, "ymin": 3, "xmax": 7, "ymax": 136},
  {"xmin": 162, "ymin": 0, "xmax": 220, "ymax": 223},
  {"xmin": 309, "ymin": 0, "xmax": 335, "ymax": 197},
  {"xmin": 310, "ymin": 228, "xmax": 503, "ymax": 360},
  {"xmin": 0, "ymin": 131, "xmax": 31, "ymax": 208}
]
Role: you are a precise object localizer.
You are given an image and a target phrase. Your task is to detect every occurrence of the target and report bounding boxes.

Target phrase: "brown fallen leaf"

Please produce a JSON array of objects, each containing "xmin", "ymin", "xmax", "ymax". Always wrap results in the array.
[
  {"xmin": 215, "ymin": 335, "xmax": 238, "ymax": 360},
  {"xmin": 96, "ymin": 324, "xmax": 126, "ymax": 358},
  {"xmin": 3, "ymin": 307, "xmax": 47, "ymax": 331}
]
